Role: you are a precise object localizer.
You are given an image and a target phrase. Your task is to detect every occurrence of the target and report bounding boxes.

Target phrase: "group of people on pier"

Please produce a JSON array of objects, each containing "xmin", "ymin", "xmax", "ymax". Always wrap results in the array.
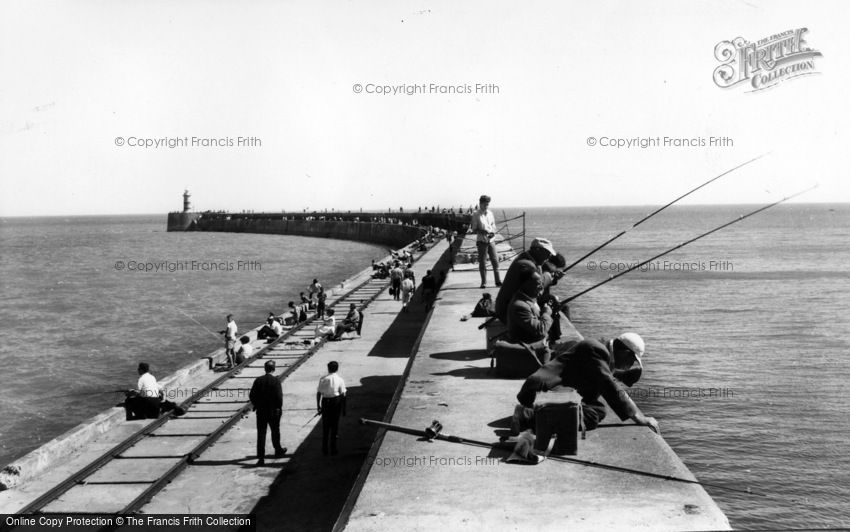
[
  {"xmin": 471, "ymin": 193, "xmax": 660, "ymax": 442},
  {"xmin": 125, "ymin": 197, "xmax": 660, "ymax": 473}
]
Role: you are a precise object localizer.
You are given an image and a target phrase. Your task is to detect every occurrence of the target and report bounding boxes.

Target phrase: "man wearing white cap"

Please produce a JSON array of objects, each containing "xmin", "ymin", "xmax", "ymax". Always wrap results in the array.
[{"xmin": 516, "ymin": 332, "xmax": 659, "ymax": 434}]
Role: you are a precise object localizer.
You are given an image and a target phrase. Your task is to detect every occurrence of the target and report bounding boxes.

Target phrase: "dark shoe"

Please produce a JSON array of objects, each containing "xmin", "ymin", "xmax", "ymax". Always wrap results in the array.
[
  {"xmin": 257, "ymin": 458, "xmax": 265, "ymax": 466},
  {"xmin": 274, "ymin": 448, "xmax": 287, "ymax": 458},
  {"xmin": 480, "ymin": 283, "xmax": 486, "ymax": 289},
  {"xmin": 495, "ymin": 280, "xmax": 502, "ymax": 287}
]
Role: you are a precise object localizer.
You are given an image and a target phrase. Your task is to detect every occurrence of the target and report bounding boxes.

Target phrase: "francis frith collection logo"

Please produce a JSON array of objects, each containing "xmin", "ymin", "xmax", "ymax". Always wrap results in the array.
[{"xmin": 713, "ymin": 28, "xmax": 822, "ymax": 92}]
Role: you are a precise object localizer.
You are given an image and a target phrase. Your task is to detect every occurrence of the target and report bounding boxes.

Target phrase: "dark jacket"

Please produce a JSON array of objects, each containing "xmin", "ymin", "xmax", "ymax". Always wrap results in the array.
[
  {"xmin": 516, "ymin": 338, "xmax": 637, "ymax": 421},
  {"xmin": 507, "ymin": 291, "xmax": 552, "ymax": 343},
  {"xmin": 495, "ymin": 251, "xmax": 540, "ymax": 323},
  {"xmin": 250, "ymin": 373, "xmax": 282, "ymax": 411}
]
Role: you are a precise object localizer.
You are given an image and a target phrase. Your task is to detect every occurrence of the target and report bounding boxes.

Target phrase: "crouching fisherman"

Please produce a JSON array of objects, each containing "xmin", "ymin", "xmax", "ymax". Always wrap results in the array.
[
  {"xmin": 124, "ymin": 362, "xmax": 163, "ymax": 420},
  {"xmin": 515, "ymin": 333, "xmax": 659, "ymax": 434}
]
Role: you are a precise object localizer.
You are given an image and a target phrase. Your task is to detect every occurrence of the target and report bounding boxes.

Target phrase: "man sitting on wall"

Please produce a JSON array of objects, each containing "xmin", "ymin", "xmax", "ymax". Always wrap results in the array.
[
  {"xmin": 124, "ymin": 362, "xmax": 163, "ymax": 420},
  {"xmin": 333, "ymin": 303, "xmax": 361, "ymax": 340}
]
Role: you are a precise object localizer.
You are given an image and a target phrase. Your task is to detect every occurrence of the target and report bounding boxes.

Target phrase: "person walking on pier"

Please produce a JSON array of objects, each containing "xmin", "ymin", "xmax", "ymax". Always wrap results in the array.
[
  {"xmin": 249, "ymin": 360, "xmax": 287, "ymax": 466},
  {"xmin": 401, "ymin": 275, "xmax": 415, "ymax": 312},
  {"xmin": 316, "ymin": 361, "xmax": 347, "ymax": 456},
  {"xmin": 469, "ymin": 194, "xmax": 502, "ymax": 289},
  {"xmin": 390, "ymin": 261, "xmax": 403, "ymax": 300},
  {"xmin": 220, "ymin": 314, "xmax": 238, "ymax": 368},
  {"xmin": 421, "ymin": 269, "xmax": 437, "ymax": 310}
]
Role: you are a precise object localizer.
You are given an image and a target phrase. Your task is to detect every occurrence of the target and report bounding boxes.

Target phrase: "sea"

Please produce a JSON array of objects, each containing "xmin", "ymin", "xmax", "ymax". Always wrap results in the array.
[{"xmin": 1, "ymin": 206, "xmax": 848, "ymax": 529}]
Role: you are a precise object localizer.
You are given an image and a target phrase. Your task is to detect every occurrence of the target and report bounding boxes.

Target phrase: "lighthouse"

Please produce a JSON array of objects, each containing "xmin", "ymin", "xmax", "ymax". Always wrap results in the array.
[{"xmin": 183, "ymin": 189, "xmax": 191, "ymax": 213}]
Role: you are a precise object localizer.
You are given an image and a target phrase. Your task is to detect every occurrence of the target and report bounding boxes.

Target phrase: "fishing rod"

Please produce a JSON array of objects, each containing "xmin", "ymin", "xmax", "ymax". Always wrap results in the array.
[
  {"xmin": 52, "ymin": 389, "xmax": 127, "ymax": 399},
  {"xmin": 299, "ymin": 411, "xmax": 322, "ymax": 430},
  {"xmin": 170, "ymin": 306, "xmax": 223, "ymax": 340},
  {"xmin": 561, "ymin": 153, "xmax": 768, "ymax": 274},
  {"xmin": 561, "ymin": 184, "xmax": 817, "ymax": 307},
  {"xmin": 361, "ymin": 418, "xmax": 762, "ymax": 496}
]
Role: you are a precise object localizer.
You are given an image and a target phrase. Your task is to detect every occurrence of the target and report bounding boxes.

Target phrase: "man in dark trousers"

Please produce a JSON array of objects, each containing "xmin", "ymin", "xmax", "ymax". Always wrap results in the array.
[
  {"xmin": 316, "ymin": 361, "xmax": 347, "ymax": 455},
  {"xmin": 249, "ymin": 360, "xmax": 287, "ymax": 465},
  {"xmin": 516, "ymin": 334, "xmax": 659, "ymax": 433}
]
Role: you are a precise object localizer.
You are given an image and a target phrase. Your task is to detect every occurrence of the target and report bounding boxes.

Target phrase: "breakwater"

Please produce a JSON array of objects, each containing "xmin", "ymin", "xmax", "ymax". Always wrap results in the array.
[{"xmin": 167, "ymin": 210, "xmax": 471, "ymax": 248}]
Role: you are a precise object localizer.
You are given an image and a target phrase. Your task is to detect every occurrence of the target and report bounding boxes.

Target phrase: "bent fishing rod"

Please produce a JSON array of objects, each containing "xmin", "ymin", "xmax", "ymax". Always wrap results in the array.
[
  {"xmin": 561, "ymin": 153, "xmax": 768, "ymax": 274},
  {"xmin": 560, "ymin": 184, "xmax": 817, "ymax": 307},
  {"xmin": 361, "ymin": 418, "xmax": 762, "ymax": 496}
]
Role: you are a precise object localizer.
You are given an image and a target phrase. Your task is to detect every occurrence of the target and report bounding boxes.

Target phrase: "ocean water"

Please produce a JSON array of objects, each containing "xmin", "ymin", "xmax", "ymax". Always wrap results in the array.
[
  {"xmin": 511, "ymin": 204, "xmax": 850, "ymax": 529},
  {"xmin": 0, "ymin": 215, "xmax": 385, "ymax": 468},
  {"xmin": 1, "ymin": 207, "xmax": 848, "ymax": 529}
]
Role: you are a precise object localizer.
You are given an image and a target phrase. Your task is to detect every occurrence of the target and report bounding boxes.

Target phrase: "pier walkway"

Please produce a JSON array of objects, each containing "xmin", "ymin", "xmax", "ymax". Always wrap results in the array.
[{"xmin": 340, "ymin": 235, "xmax": 731, "ymax": 531}]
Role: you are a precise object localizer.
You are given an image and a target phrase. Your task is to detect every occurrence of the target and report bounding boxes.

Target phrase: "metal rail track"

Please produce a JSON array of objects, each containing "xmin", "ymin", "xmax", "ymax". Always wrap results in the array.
[{"xmin": 10, "ymin": 274, "xmax": 391, "ymax": 521}]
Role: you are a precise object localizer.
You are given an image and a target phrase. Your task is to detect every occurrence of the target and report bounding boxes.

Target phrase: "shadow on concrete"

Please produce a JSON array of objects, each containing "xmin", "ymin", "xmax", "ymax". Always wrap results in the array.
[
  {"xmin": 190, "ymin": 458, "xmax": 269, "ymax": 467},
  {"xmin": 487, "ymin": 415, "xmax": 512, "ymax": 429},
  {"xmin": 486, "ymin": 416, "xmax": 515, "ymax": 441},
  {"xmin": 429, "ymin": 349, "xmax": 489, "ymax": 362},
  {"xmin": 363, "ymin": 293, "xmax": 432, "ymax": 360},
  {"xmin": 430, "ymin": 366, "xmax": 496, "ymax": 380},
  {"xmin": 247, "ymin": 375, "xmax": 403, "ymax": 532}
]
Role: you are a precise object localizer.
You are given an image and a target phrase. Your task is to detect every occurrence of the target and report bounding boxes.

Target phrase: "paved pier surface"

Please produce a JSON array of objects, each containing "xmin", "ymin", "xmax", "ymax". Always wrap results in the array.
[
  {"xmin": 0, "ymin": 238, "xmax": 453, "ymax": 531},
  {"xmin": 342, "ymin": 236, "xmax": 731, "ymax": 531},
  {"xmin": 140, "ymin": 241, "xmax": 451, "ymax": 530}
]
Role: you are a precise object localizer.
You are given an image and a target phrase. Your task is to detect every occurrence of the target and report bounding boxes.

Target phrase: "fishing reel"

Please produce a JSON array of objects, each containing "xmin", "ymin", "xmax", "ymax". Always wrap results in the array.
[{"xmin": 424, "ymin": 420, "xmax": 443, "ymax": 441}]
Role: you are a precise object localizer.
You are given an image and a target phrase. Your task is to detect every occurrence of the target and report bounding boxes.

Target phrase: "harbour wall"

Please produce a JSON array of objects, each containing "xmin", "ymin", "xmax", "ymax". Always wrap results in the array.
[
  {"xmin": 0, "ymin": 247, "xmax": 401, "ymax": 493},
  {"xmin": 166, "ymin": 211, "xmax": 471, "ymax": 249}
]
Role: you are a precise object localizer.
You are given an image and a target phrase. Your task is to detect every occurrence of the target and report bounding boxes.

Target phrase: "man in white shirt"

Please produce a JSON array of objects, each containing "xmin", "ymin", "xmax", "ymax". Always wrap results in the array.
[
  {"xmin": 316, "ymin": 361, "xmax": 347, "ymax": 455},
  {"xmin": 221, "ymin": 314, "xmax": 238, "ymax": 367},
  {"xmin": 469, "ymin": 194, "xmax": 502, "ymax": 289},
  {"xmin": 235, "ymin": 336, "xmax": 254, "ymax": 365},
  {"xmin": 124, "ymin": 362, "xmax": 163, "ymax": 420}
]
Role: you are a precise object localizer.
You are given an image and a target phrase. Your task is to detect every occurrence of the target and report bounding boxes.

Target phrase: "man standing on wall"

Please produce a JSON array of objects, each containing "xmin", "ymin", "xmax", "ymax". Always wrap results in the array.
[
  {"xmin": 220, "ymin": 314, "xmax": 238, "ymax": 368},
  {"xmin": 469, "ymin": 194, "xmax": 502, "ymax": 289},
  {"xmin": 316, "ymin": 361, "xmax": 347, "ymax": 456},
  {"xmin": 249, "ymin": 360, "xmax": 287, "ymax": 466}
]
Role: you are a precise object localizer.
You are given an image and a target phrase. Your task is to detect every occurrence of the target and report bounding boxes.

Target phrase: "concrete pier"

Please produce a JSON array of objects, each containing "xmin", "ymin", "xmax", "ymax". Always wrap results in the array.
[{"xmin": 341, "ymin": 236, "xmax": 731, "ymax": 531}]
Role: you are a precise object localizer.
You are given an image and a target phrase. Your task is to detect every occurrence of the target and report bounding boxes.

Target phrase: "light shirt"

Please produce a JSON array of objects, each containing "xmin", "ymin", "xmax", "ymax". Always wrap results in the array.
[
  {"xmin": 238, "ymin": 342, "xmax": 254, "ymax": 358},
  {"xmin": 271, "ymin": 320, "xmax": 283, "ymax": 335},
  {"xmin": 470, "ymin": 208, "xmax": 497, "ymax": 243},
  {"xmin": 225, "ymin": 320, "xmax": 237, "ymax": 340},
  {"xmin": 308, "ymin": 282, "xmax": 322, "ymax": 296},
  {"xmin": 402, "ymin": 278, "xmax": 415, "ymax": 293},
  {"xmin": 315, "ymin": 316, "xmax": 336, "ymax": 336},
  {"xmin": 137, "ymin": 372, "xmax": 162, "ymax": 398},
  {"xmin": 317, "ymin": 373, "xmax": 346, "ymax": 398}
]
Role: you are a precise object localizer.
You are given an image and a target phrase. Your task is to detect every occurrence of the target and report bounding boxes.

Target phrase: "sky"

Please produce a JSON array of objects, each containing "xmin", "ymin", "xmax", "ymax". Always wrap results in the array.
[{"xmin": 1, "ymin": 0, "xmax": 848, "ymax": 216}]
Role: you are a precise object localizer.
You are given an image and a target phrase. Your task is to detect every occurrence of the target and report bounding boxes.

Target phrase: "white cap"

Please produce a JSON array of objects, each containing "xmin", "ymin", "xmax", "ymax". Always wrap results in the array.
[
  {"xmin": 530, "ymin": 237, "xmax": 556, "ymax": 257},
  {"xmin": 616, "ymin": 332, "xmax": 645, "ymax": 365}
]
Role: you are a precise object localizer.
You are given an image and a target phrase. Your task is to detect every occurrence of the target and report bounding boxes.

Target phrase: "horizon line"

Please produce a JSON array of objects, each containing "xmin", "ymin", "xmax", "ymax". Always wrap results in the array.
[{"xmin": 1, "ymin": 201, "xmax": 847, "ymax": 219}]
